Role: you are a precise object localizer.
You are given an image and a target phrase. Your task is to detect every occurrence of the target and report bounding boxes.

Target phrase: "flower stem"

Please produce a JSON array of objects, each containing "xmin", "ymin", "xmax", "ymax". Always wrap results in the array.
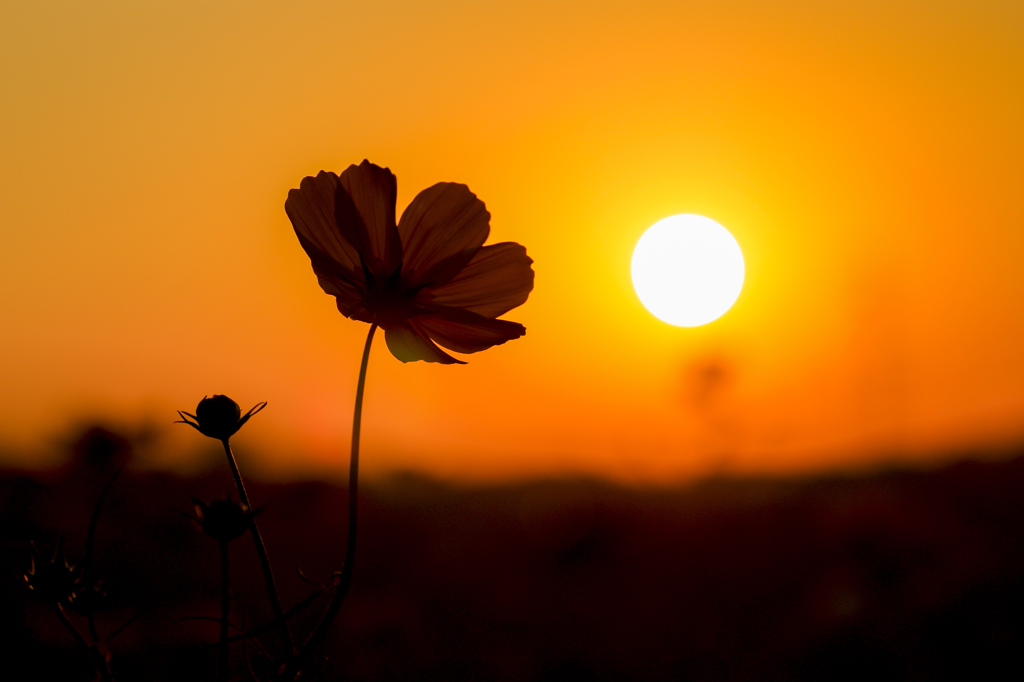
[
  {"xmin": 55, "ymin": 604, "xmax": 113, "ymax": 682},
  {"xmin": 284, "ymin": 322, "xmax": 377, "ymax": 679},
  {"xmin": 54, "ymin": 603, "xmax": 90, "ymax": 651},
  {"xmin": 220, "ymin": 438, "xmax": 293, "ymax": 654},
  {"xmin": 219, "ymin": 539, "xmax": 230, "ymax": 682},
  {"xmin": 84, "ymin": 466, "xmax": 121, "ymax": 647}
]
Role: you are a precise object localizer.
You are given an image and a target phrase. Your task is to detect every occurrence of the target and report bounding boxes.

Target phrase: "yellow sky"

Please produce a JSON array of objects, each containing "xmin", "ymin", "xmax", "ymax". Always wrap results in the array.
[{"xmin": 1, "ymin": 0, "xmax": 1023, "ymax": 482}]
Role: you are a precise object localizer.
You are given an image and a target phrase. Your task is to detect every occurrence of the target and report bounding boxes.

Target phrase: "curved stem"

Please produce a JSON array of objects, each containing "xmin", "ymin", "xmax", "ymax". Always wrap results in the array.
[
  {"xmin": 337, "ymin": 321, "xmax": 377, "ymax": 609},
  {"xmin": 220, "ymin": 439, "xmax": 293, "ymax": 654},
  {"xmin": 219, "ymin": 540, "xmax": 230, "ymax": 682},
  {"xmin": 284, "ymin": 322, "xmax": 377, "ymax": 679}
]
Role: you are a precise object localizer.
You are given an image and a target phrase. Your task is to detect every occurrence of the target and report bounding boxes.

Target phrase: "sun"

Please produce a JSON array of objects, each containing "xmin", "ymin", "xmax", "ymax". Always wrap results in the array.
[{"xmin": 631, "ymin": 214, "xmax": 745, "ymax": 327}]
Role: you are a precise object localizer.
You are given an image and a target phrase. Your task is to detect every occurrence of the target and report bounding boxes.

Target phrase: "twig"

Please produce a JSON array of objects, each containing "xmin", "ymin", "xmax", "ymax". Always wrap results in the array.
[
  {"xmin": 227, "ymin": 586, "xmax": 325, "ymax": 643},
  {"xmin": 107, "ymin": 609, "xmax": 145, "ymax": 643}
]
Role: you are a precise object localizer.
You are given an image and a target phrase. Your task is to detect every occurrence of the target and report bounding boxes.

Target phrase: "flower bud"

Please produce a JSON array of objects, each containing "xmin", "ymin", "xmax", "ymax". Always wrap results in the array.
[
  {"xmin": 195, "ymin": 395, "xmax": 241, "ymax": 439},
  {"xmin": 193, "ymin": 497, "xmax": 253, "ymax": 542},
  {"xmin": 177, "ymin": 395, "xmax": 266, "ymax": 441},
  {"xmin": 24, "ymin": 538, "xmax": 78, "ymax": 606}
]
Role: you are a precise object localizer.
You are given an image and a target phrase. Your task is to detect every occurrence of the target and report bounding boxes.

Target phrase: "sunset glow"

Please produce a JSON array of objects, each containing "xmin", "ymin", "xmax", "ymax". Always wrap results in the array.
[{"xmin": 1, "ymin": 1, "xmax": 1023, "ymax": 483}]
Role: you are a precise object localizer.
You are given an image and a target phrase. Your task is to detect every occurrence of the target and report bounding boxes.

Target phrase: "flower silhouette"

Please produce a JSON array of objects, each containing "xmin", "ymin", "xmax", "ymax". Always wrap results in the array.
[
  {"xmin": 192, "ymin": 497, "xmax": 256, "ymax": 543},
  {"xmin": 176, "ymin": 395, "xmax": 266, "ymax": 441},
  {"xmin": 286, "ymin": 160, "xmax": 534, "ymax": 364}
]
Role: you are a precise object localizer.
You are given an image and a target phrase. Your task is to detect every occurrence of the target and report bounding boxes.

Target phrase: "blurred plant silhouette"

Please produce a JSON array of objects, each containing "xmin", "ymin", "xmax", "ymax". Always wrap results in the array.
[
  {"xmin": 13, "ymin": 427, "xmax": 1024, "ymax": 680},
  {"xmin": 23, "ymin": 466, "xmax": 123, "ymax": 682},
  {"xmin": 65, "ymin": 426, "xmax": 132, "ymax": 478}
]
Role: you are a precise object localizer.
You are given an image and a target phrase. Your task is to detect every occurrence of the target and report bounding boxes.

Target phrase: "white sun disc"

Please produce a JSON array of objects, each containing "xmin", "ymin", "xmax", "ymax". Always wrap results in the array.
[{"xmin": 631, "ymin": 214, "xmax": 745, "ymax": 327}]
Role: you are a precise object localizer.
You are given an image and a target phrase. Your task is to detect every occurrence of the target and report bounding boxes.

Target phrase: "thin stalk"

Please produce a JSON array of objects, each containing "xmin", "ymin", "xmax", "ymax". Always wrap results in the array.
[
  {"xmin": 283, "ymin": 322, "xmax": 377, "ymax": 679},
  {"xmin": 54, "ymin": 603, "xmax": 90, "ymax": 651},
  {"xmin": 220, "ymin": 438, "xmax": 293, "ymax": 654},
  {"xmin": 86, "ymin": 609, "xmax": 101, "ymax": 647},
  {"xmin": 83, "ymin": 466, "xmax": 121, "ymax": 646},
  {"xmin": 219, "ymin": 540, "xmax": 230, "ymax": 682},
  {"xmin": 55, "ymin": 604, "xmax": 113, "ymax": 682}
]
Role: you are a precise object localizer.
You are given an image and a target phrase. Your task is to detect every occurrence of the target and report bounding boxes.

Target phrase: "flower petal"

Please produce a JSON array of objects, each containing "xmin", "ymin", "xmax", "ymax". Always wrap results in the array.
[
  {"xmin": 286, "ymin": 171, "xmax": 363, "ymax": 278},
  {"xmin": 315, "ymin": 269, "xmax": 371, "ymax": 321},
  {"xmin": 397, "ymin": 183, "xmax": 490, "ymax": 288},
  {"xmin": 413, "ymin": 309, "xmax": 526, "ymax": 354},
  {"xmin": 422, "ymin": 242, "xmax": 534, "ymax": 318},
  {"xmin": 286, "ymin": 205, "xmax": 369, "ymax": 320},
  {"xmin": 338, "ymin": 161, "xmax": 402, "ymax": 277},
  {"xmin": 384, "ymin": 323, "xmax": 465, "ymax": 364}
]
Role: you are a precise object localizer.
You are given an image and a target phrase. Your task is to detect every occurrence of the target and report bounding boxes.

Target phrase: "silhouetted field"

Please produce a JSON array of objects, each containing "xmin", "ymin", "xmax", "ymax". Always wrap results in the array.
[{"xmin": 4, "ymin": 428, "xmax": 1024, "ymax": 680}]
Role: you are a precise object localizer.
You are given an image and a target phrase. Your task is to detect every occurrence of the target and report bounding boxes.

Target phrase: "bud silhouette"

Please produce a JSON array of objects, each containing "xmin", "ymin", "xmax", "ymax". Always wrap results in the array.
[
  {"xmin": 24, "ymin": 537, "xmax": 78, "ymax": 607},
  {"xmin": 176, "ymin": 395, "xmax": 266, "ymax": 441},
  {"xmin": 193, "ymin": 497, "xmax": 254, "ymax": 543}
]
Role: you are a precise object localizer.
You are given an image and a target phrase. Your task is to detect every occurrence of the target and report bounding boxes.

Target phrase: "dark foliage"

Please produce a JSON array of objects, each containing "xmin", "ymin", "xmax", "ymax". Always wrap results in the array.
[{"xmin": 5, "ymin": 444, "xmax": 1024, "ymax": 680}]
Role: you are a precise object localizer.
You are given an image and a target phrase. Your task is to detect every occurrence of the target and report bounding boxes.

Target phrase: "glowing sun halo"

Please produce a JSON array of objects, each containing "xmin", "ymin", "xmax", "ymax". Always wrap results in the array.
[{"xmin": 631, "ymin": 214, "xmax": 745, "ymax": 327}]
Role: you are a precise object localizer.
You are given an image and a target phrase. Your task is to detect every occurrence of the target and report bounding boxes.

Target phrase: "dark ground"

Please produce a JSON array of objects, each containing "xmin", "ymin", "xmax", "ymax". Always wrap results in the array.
[{"xmin": 3, "ymin": 427, "xmax": 1024, "ymax": 681}]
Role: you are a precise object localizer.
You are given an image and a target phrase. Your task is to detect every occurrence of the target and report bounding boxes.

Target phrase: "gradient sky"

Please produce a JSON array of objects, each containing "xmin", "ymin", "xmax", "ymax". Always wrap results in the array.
[{"xmin": 2, "ymin": 0, "xmax": 1023, "ymax": 482}]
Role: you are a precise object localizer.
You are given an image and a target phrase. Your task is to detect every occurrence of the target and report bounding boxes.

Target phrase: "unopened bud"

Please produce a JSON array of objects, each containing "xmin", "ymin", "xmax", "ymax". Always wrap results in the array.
[
  {"xmin": 177, "ymin": 395, "xmax": 266, "ymax": 441},
  {"xmin": 193, "ymin": 497, "xmax": 253, "ymax": 543}
]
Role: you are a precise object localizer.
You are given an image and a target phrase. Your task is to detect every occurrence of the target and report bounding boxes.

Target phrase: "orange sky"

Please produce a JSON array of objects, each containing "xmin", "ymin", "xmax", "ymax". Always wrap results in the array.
[{"xmin": 2, "ymin": 0, "xmax": 1023, "ymax": 482}]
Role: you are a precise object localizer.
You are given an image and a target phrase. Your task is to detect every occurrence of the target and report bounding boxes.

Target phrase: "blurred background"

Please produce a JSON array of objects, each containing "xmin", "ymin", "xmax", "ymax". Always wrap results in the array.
[
  {"xmin": 4, "ymin": 431, "xmax": 1024, "ymax": 679},
  {"xmin": 2, "ymin": 0, "xmax": 1023, "ymax": 481},
  {"xmin": 2, "ymin": 0, "xmax": 1024, "ymax": 678}
]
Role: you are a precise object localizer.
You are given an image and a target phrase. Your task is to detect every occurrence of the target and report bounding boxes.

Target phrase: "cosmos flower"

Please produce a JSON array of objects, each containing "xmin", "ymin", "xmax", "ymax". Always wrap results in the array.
[{"xmin": 285, "ymin": 160, "xmax": 534, "ymax": 364}]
